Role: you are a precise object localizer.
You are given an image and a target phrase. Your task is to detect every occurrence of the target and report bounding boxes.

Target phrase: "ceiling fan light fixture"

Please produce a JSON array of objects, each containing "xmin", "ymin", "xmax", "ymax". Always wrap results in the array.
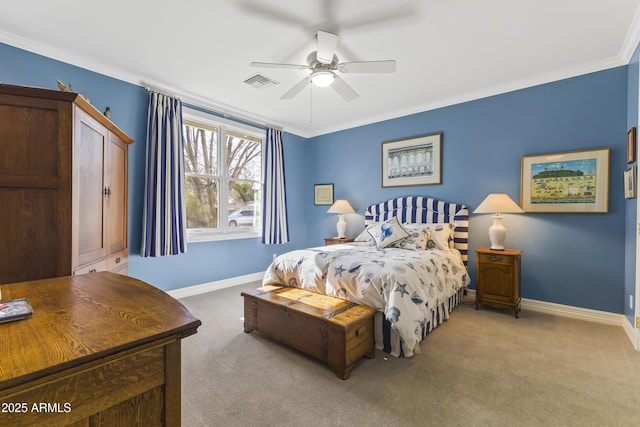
[{"xmin": 310, "ymin": 70, "xmax": 335, "ymax": 87}]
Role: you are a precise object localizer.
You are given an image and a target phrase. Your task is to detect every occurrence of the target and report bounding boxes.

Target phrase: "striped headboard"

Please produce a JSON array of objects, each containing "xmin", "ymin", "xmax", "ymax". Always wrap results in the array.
[{"xmin": 364, "ymin": 196, "xmax": 469, "ymax": 266}]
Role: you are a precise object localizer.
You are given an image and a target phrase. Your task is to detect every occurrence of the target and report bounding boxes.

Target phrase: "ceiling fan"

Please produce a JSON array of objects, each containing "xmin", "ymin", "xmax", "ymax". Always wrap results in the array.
[{"xmin": 250, "ymin": 30, "xmax": 396, "ymax": 102}]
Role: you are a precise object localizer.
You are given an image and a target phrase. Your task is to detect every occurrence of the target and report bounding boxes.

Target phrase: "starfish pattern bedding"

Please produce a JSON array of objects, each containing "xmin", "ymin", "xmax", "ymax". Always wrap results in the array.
[{"xmin": 263, "ymin": 243, "xmax": 470, "ymax": 357}]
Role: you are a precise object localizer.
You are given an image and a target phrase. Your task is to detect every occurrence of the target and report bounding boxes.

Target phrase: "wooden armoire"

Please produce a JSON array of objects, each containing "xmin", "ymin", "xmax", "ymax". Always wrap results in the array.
[{"xmin": 0, "ymin": 84, "xmax": 133, "ymax": 284}]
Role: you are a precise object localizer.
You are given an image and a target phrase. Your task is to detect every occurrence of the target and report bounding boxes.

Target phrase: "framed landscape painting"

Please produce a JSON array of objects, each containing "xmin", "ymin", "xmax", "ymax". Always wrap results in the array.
[
  {"xmin": 381, "ymin": 133, "xmax": 442, "ymax": 187},
  {"xmin": 520, "ymin": 148, "xmax": 609, "ymax": 213}
]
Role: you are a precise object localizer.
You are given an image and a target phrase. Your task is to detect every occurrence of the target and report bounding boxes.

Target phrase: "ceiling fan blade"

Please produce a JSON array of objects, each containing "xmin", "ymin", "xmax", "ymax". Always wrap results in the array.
[
  {"xmin": 342, "ymin": 6, "xmax": 417, "ymax": 31},
  {"xmin": 238, "ymin": 2, "xmax": 309, "ymax": 29},
  {"xmin": 250, "ymin": 62, "xmax": 309, "ymax": 70},
  {"xmin": 281, "ymin": 77, "xmax": 310, "ymax": 99},
  {"xmin": 316, "ymin": 30, "xmax": 339, "ymax": 65},
  {"xmin": 331, "ymin": 75, "xmax": 358, "ymax": 102},
  {"xmin": 337, "ymin": 60, "xmax": 396, "ymax": 73}
]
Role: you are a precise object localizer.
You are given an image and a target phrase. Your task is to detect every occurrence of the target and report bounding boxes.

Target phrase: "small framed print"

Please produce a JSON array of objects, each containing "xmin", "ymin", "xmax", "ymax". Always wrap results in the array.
[
  {"xmin": 628, "ymin": 127, "xmax": 636, "ymax": 164},
  {"xmin": 314, "ymin": 184, "xmax": 334, "ymax": 205},
  {"xmin": 625, "ymin": 166, "xmax": 636, "ymax": 199}
]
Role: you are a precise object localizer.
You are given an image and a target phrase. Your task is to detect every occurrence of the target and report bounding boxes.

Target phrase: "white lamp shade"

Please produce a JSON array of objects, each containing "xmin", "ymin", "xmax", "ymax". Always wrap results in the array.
[
  {"xmin": 327, "ymin": 200, "xmax": 355, "ymax": 214},
  {"xmin": 327, "ymin": 200, "xmax": 355, "ymax": 238},
  {"xmin": 473, "ymin": 193, "xmax": 524, "ymax": 214},
  {"xmin": 474, "ymin": 194, "xmax": 523, "ymax": 250}
]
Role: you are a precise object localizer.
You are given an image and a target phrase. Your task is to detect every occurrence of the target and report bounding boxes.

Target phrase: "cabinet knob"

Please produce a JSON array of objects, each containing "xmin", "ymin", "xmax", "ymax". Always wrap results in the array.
[
  {"xmin": 490, "ymin": 255, "xmax": 502, "ymax": 262},
  {"xmin": 115, "ymin": 257, "xmax": 121, "ymax": 264},
  {"xmin": 89, "ymin": 268, "xmax": 97, "ymax": 273}
]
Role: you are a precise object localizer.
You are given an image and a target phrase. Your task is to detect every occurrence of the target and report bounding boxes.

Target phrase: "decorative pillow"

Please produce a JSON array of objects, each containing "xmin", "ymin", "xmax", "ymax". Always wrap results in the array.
[
  {"xmin": 392, "ymin": 224, "xmax": 430, "ymax": 250},
  {"xmin": 367, "ymin": 217, "xmax": 409, "ymax": 249},
  {"xmin": 354, "ymin": 224, "xmax": 377, "ymax": 243},
  {"xmin": 424, "ymin": 223, "xmax": 454, "ymax": 251}
]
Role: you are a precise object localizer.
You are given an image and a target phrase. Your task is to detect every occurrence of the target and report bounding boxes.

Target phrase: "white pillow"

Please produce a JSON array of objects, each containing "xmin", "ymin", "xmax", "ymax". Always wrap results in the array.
[
  {"xmin": 367, "ymin": 217, "xmax": 410, "ymax": 249},
  {"xmin": 393, "ymin": 224, "xmax": 430, "ymax": 250},
  {"xmin": 424, "ymin": 223, "xmax": 454, "ymax": 251},
  {"xmin": 354, "ymin": 224, "xmax": 377, "ymax": 243}
]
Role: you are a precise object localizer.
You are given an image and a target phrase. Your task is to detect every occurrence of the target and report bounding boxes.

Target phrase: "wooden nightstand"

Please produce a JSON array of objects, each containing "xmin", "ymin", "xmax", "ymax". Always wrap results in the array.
[
  {"xmin": 324, "ymin": 237, "xmax": 355, "ymax": 246},
  {"xmin": 475, "ymin": 248, "xmax": 522, "ymax": 318}
]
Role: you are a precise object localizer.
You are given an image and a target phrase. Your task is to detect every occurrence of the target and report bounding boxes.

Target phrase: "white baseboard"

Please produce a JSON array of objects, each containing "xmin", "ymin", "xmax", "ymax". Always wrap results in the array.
[
  {"xmin": 465, "ymin": 289, "xmax": 626, "ymax": 327},
  {"xmin": 167, "ymin": 272, "xmax": 263, "ymax": 299},
  {"xmin": 467, "ymin": 289, "xmax": 638, "ymax": 350},
  {"xmin": 168, "ymin": 277, "xmax": 639, "ymax": 350},
  {"xmin": 622, "ymin": 316, "xmax": 639, "ymax": 350}
]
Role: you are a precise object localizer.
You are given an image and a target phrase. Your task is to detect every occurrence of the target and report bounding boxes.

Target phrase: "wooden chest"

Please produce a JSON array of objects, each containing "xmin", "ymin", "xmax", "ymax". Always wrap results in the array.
[{"xmin": 241, "ymin": 286, "xmax": 376, "ymax": 379}]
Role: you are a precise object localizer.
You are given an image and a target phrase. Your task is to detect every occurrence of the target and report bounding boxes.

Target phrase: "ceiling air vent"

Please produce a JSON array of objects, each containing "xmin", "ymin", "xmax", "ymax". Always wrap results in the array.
[{"xmin": 244, "ymin": 74, "xmax": 279, "ymax": 89}]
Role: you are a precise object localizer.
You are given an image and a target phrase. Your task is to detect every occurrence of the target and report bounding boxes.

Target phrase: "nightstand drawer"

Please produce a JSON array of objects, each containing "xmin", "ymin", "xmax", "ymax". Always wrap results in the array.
[{"xmin": 477, "ymin": 253, "xmax": 515, "ymax": 264}]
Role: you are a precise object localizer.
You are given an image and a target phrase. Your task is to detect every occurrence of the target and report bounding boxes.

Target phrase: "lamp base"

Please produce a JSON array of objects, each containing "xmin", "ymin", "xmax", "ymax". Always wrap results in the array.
[
  {"xmin": 488, "ymin": 215, "xmax": 507, "ymax": 251},
  {"xmin": 336, "ymin": 214, "xmax": 347, "ymax": 238}
]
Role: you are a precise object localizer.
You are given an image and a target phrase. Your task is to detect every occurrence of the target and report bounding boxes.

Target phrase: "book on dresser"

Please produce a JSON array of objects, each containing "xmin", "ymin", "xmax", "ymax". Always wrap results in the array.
[{"xmin": 0, "ymin": 298, "xmax": 33, "ymax": 324}]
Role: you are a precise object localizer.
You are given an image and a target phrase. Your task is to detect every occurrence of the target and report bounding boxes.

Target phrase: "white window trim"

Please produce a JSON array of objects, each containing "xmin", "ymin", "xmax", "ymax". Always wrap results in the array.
[
  {"xmin": 183, "ymin": 107, "xmax": 265, "ymax": 244},
  {"xmin": 187, "ymin": 228, "xmax": 261, "ymax": 243}
]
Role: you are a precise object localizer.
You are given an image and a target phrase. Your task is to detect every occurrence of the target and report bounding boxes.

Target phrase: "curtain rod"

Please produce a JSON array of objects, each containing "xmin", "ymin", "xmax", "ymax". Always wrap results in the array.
[{"xmin": 142, "ymin": 82, "xmax": 283, "ymax": 131}]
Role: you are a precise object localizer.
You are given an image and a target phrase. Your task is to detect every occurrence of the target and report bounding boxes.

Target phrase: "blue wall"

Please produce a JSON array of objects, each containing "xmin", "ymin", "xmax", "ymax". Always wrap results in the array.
[
  {"xmin": 0, "ymin": 42, "xmax": 309, "ymax": 291},
  {"xmin": 0, "ymin": 41, "xmax": 634, "ymax": 314},
  {"xmin": 307, "ymin": 68, "xmax": 628, "ymax": 313}
]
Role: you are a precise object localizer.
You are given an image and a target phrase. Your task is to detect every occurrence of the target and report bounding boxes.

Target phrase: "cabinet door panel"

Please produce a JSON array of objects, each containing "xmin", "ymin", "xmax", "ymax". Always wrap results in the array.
[
  {"xmin": 0, "ymin": 189, "xmax": 61, "ymax": 282},
  {"xmin": 107, "ymin": 133, "xmax": 128, "ymax": 254},
  {"xmin": 0, "ymin": 95, "xmax": 73, "ymax": 283},
  {"xmin": 0, "ymin": 102, "xmax": 59, "ymax": 176},
  {"xmin": 477, "ymin": 264, "xmax": 513, "ymax": 302},
  {"xmin": 75, "ymin": 110, "xmax": 107, "ymax": 266}
]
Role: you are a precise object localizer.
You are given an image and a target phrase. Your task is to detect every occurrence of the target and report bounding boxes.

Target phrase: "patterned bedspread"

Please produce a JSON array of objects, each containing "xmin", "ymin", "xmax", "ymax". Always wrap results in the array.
[{"xmin": 263, "ymin": 243, "xmax": 470, "ymax": 357}]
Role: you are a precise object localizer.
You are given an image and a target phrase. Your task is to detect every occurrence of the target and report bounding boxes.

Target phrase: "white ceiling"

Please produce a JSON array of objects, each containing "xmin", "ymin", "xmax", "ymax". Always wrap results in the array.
[{"xmin": 1, "ymin": 0, "xmax": 640, "ymax": 137}]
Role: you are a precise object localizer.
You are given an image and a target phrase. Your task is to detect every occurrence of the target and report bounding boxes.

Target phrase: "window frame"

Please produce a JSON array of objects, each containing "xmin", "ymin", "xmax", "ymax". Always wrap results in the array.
[{"xmin": 183, "ymin": 107, "xmax": 265, "ymax": 243}]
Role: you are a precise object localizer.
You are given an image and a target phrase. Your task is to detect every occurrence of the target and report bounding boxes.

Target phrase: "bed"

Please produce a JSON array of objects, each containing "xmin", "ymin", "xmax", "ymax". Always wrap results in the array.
[{"xmin": 263, "ymin": 196, "xmax": 470, "ymax": 357}]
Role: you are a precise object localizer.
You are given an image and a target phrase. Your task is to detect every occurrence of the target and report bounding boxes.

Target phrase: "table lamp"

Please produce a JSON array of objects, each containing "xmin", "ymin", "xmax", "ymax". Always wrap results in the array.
[
  {"xmin": 327, "ymin": 199, "xmax": 355, "ymax": 238},
  {"xmin": 473, "ymin": 193, "xmax": 524, "ymax": 250}
]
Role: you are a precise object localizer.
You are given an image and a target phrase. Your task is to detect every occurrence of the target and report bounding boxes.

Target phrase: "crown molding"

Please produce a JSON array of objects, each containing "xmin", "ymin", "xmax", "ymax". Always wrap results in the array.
[
  {"xmin": 1, "ymin": 28, "xmax": 634, "ymax": 139},
  {"xmin": 0, "ymin": 30, "xmax": 142, "ymax": 86},
  {"xmin": 307, "ymin": 56, "xmax": 627, "ymax": 137},
  {"xmin": 620, "ymin": 5, "xmax": 640, "ymax": 62}
]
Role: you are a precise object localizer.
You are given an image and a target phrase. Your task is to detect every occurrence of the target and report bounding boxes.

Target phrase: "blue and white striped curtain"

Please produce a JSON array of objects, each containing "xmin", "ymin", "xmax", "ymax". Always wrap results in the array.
[
  {"xmin": 141, "ymin": 92, "xmax": 187, "ymax": 257},
  {"xmin": 262, "ymin": 128, "xmax": 289, "ymax": 244}
]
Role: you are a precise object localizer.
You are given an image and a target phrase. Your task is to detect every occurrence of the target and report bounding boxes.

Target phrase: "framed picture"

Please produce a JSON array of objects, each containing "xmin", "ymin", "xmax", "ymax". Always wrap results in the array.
[
  {"xmin": 625, "ymin": 166, "xmax": 636, "ymax": 199},
  {"xmin": 314, "ymin": 183, "xmax": 334, "ymax": 205},
  {"xmin": 381, "ymin": 132, "xmax": 442, "ymax": 187},
  {"xmin": 520, "ymin": 148, "xmax": 610, "ymax": 213},
  {"xmin": 628, "ymin": 127, "xmax": 636, "ymax": 164}
]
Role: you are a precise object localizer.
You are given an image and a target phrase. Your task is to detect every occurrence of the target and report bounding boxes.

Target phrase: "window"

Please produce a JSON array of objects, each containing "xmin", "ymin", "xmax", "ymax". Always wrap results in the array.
[{"xmin": 182, "ymin": 107, "xmax": 264, "ymax": 242}]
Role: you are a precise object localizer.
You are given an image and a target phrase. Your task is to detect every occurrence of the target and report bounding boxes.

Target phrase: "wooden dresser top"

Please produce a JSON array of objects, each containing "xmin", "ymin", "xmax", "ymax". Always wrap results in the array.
[{"xmin": 0, "ymin": 272, "xmax": 200, "ymax": 389}]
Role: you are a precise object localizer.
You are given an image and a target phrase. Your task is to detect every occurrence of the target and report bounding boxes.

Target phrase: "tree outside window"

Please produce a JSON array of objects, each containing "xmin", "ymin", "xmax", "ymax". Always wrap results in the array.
[{"xmin": 183, "ymin": 110, "xmax": 263, "ymax": 240}]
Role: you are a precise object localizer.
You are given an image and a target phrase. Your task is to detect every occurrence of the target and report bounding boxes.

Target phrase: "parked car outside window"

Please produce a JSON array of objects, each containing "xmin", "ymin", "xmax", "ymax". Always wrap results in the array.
[{"xmin": 228, "ymin": 209, "xmax": 259, "ymax": 227}]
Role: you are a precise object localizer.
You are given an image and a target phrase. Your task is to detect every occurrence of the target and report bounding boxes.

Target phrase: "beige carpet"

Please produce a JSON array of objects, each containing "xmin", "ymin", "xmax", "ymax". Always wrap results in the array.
[{"xmin": 179, "ymin": 283, "xmax": 640, "ymax": 427}]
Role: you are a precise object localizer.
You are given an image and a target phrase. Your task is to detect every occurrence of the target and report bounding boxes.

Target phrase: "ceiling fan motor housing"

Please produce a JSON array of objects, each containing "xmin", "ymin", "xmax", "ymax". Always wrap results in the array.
[{"xmin": 307, "ymin": 51, "xmax": 339, "ymax": 70}]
